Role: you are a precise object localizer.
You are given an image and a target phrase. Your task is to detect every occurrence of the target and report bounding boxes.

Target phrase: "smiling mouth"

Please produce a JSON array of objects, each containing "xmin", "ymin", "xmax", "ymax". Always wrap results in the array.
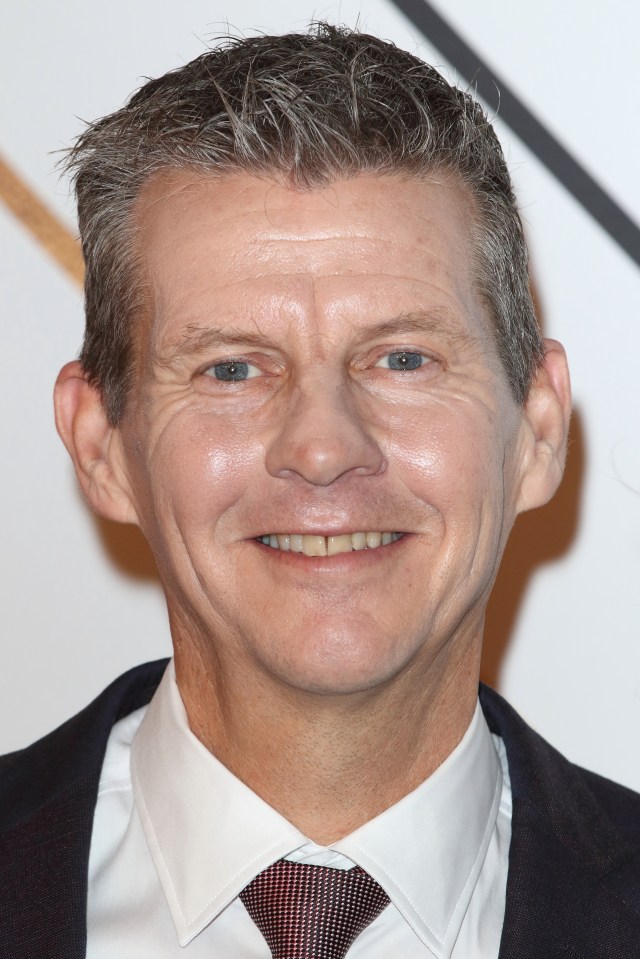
[{"xmin": 255, "ymin": 532, "xmax": 403, "ymax": 556}]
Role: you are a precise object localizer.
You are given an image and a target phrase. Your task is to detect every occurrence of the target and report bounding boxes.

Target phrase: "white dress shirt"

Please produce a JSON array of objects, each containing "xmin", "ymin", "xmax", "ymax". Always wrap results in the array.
[{"xmin": 87, "ymin": 662, "xmax": 512, "ymax": 957}]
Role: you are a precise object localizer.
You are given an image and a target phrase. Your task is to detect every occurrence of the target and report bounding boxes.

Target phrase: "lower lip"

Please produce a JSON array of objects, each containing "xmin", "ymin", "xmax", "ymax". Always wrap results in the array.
[{"xmin": 250, "ymin": 534, "xmax": 408, "ymax": 572}]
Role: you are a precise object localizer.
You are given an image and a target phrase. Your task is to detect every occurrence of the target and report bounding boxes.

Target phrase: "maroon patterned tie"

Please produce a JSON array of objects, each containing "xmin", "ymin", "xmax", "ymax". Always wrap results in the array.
[{"xmin": 239, "ymin": 858, "xmax": 390, "ymax": 958}]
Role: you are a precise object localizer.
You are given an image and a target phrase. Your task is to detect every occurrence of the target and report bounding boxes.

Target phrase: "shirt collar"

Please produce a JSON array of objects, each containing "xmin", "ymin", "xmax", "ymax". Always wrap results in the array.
[
  {"xmin": 132, "ymin": 661, "xmax": 501, "ymax": 954},
  {"xmin": 332, "ymin": 700, "xmax": 502, "ymax": 955}
]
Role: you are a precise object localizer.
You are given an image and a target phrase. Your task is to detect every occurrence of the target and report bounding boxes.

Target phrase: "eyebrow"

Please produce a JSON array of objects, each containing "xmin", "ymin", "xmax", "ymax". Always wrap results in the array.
[
  {"xmin": 352, "ymin": 311, "xmax": 477, "ymax": 349},
  {"xmin": 155, "ymin": 309, "xmax": 479, "ymax": 368},
  {"xmin": 155, "ymin": 324, "xmax": 271, "ymax": 368}
]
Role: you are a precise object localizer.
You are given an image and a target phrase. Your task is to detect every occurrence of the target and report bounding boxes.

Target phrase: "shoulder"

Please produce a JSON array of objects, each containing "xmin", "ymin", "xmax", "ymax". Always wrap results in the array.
[
  {"xmin": 480, "ymin": 683, "xmax": 640, "ymax": 953},
  {"xmin": 0, "ymin": 659, "xmax": 169, "ymax": 828},
  {"xmin": 480, "ymin": 682, "xmax": 640, "ymax": 828}
]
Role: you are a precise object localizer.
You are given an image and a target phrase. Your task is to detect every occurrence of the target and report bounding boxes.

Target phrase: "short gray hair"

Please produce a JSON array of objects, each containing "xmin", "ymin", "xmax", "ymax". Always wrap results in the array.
[{"xmin": 65, "ymin": 23, "xmax": 543, "ymax": 424}]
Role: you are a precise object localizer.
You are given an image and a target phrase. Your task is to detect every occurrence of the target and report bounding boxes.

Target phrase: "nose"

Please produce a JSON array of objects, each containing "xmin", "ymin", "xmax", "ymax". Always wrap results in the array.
[{"xmin": 264, "ymin": 381, "xmax": 386, "ymax": 487}]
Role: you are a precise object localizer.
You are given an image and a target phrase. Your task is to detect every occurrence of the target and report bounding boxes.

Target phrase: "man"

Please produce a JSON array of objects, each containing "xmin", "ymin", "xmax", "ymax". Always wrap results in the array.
[{"xmin": 2, "ymin": 23, "xmax": 639, "ymax": 959}]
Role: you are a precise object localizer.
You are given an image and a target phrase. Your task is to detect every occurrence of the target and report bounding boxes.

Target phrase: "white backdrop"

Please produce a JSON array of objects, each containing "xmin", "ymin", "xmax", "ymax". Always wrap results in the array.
[{"xmin": 2, "ymin": 0, "xmax": 639, "ymax": 789}]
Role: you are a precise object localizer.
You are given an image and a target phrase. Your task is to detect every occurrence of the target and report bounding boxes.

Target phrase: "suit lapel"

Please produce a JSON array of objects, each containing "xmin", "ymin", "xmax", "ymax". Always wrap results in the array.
[
  {"xmin": 480, "ymin": 685, "xmax": 640, "ymax": 958},
  {"xmin": 0, "ymin": 660, "xmax": 168, "ymax": 958}
]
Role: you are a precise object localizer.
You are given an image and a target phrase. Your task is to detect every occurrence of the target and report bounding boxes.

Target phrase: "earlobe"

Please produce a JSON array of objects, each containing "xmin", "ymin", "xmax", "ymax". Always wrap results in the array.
[
  {"xmin": 516, "ymin": 339, "xmax": 572, "ymax": 514},
  {"xmin": 53, "ymin": 361, "xmax": 139, "ymax": 525}
]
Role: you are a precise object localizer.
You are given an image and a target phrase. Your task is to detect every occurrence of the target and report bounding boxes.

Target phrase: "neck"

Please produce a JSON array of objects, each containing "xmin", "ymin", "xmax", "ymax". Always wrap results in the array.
[{"xmin": 174, "ymin": 634, "xmax": 481, "ymax": 845}]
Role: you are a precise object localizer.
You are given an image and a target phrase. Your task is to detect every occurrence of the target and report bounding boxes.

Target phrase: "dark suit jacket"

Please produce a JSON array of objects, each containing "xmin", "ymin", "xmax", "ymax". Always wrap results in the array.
[{"xmin": 1, "ymin": 660, "xmax": 640, "ymax": 957}]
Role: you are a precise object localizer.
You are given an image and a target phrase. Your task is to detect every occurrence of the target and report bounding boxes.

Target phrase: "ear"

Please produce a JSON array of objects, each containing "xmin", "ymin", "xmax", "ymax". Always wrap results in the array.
[
  {"xmin": 54, "ymin": 361, "xmax": 140, "ymax": 524},
  {"xmin": 516, "ymin": 339, "xmax": 572, "ymax": 514}
]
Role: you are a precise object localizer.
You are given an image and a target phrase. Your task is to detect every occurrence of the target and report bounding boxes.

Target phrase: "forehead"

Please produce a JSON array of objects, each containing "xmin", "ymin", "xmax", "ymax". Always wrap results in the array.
[{"xmin": 133, "ymin": 170, "xmax": 489, "ymax": 353}]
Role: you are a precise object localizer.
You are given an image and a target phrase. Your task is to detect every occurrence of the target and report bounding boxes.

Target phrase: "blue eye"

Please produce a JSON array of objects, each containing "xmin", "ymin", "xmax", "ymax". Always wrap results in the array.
[
  {"xmin": 207, "ymin": 361, "xmax": 259, "ymax": 381},
  {"xmin": 376, "ymin": 351, "xmax": 426, "ymax": 371},
  {"xmin": 213, "ymin": 361, "xmax": 248, "ymax": 381}
]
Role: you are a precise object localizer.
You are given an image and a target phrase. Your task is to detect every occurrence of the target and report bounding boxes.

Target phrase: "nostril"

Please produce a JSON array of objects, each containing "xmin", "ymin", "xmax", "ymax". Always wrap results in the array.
[
  {"xmin": 266, "ymin": 435, "xmax": 386, "ymax": 486},
  {"xmin": 264, "ymin": 393, "xmax": 386, "ymax": 486},
  {"xmin": 355, "ymin": 460, "xmax": 387, "ymax": 477}
]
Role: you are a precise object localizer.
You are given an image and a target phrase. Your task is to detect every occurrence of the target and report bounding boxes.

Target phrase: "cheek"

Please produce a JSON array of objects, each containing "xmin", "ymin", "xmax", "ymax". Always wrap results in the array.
[
  {"xmin": 145, "ymin": 414, "xmax": 263, "ymax": 533},
  {"xmin": 386, "ymin": 406, "xmax": 510, "ymax": 518}
]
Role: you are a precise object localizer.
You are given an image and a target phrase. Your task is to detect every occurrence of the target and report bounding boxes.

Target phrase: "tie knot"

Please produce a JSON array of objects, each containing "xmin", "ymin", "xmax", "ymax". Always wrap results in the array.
[{"xmin": 239, "ymin": 858, "xmax": 390, "ymax": 959}]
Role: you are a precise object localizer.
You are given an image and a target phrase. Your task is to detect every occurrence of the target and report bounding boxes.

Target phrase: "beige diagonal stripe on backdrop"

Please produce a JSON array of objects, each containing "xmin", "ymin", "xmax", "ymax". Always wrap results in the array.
[{"xmin": 0, "ymin": 152, "xmax": 83, "ymax": 286}]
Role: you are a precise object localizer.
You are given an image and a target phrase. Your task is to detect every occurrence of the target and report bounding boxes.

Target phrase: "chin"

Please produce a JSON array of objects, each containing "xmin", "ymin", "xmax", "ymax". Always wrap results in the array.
[
  {"xmin": 287, "ymin": 667, "xmax": 388, "ymax": 696},
  {"xmin": 266, "ymin": 635, "xmax": 412, "ymax": 698}
]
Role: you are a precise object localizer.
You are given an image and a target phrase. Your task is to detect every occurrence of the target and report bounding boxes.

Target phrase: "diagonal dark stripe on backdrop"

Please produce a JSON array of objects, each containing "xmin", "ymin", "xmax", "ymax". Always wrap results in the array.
[{"xmin": 389, "ymin": 0, "xmax": 640, "ymax": 268}]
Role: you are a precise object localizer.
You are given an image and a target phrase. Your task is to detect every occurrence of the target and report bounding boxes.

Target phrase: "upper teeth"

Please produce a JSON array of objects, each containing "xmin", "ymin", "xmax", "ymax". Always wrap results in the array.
[{"xmin": 257, "ymin": 532, "xmax": 401, "ymax": 556}]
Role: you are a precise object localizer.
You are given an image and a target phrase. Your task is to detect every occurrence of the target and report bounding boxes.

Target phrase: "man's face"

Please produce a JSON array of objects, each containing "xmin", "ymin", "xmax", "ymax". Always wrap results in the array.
[{"xmin": 116, "ymin": 172, "xmax": 532, "ymax": 697}]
